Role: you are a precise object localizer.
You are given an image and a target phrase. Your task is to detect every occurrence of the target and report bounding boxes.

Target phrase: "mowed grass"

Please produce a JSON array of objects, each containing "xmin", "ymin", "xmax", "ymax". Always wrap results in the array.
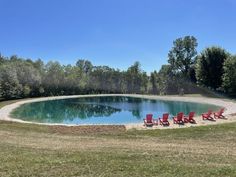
[
  {"xmin": 0, "ymin": 120, "xmax": 235, "ymax": 177},
  {"xmin": 0, "ymin": 98, "xmax": 34, "ymax": 109}
]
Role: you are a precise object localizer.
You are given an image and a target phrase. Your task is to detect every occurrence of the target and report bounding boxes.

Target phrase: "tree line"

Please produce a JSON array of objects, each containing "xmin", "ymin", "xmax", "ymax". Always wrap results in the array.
[{"xmin": 0, "ymin": 36, "xmax": 236, "ymax": 100}]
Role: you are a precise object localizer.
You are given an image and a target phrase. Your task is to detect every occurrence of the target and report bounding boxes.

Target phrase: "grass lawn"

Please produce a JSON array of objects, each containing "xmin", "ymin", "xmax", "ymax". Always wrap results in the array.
[
  {"xmin": 0, "ymin": 97, "xmax": 236, "ymax": 177},
  {"xmin": 0, "ymin": 121, "xmax": 235, "ymax": 177},
  {"xmin": 0, "ymin": 100, "xmax": 19, "ymax": 109},
  {"xmin": 0, "ymin": 98, "xmax": 34, "ymax": 109}
]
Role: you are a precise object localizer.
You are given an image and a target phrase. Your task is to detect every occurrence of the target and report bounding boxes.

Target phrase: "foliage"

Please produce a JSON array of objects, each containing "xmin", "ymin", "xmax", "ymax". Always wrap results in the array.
[
  {"xmin": 157, "ymin": 65, "xmax": 175, "ymax": 95},
  {"xmin": 0, "ymin": 63, "xmax": 22, "ymax": 99},
  {"xmin": 196, "ymin": 47, "xmax": 229, "ymax": 90},
  {"xmin": 43, "ymin": 61, "xmax": 65, "ymax": 95},
  {"xmin": 76, "ymin": 59, "xmax": 93, "ymax": 75},
  {"xmin": 150, "ymin": 71, "xmax": 158, "ymax": 94},
  {"xmin": 125, "ymin": 62, "xmax": 145, "ymax": 93},
  {"xmin": 222, "ymin": 55, "xmax": 236, "ymax": 95},
  {"xmin": 1, "ymin": 36, "xmax": 236, "ymax": 99},
  {"xmin": 168, "ymin": 36, "xmax": 198, "ymax": 79},
  {"xmin": 0, "ymin": 56, "xmax": 149, "ymax": 99}
]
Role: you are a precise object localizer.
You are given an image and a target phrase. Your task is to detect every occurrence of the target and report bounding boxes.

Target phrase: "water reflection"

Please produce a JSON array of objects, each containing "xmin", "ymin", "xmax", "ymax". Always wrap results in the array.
[
  {"xmin": 11, "ymin": 96, "xmax": 220, "ymax": 124},
  {"xmin": 12, "ymin": 100, "xmax": 121, "ymax": 123}
]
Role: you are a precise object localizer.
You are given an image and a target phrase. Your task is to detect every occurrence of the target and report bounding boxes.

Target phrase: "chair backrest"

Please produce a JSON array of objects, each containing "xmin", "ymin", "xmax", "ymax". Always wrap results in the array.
[
  {"xmin": 162, "ymin": 113, "xmax": 169, "ymax": 121},
  {"xmin": 177, "ymin": 112, "xmax": 184, "ymax": 121},
  {"xmin": 220, "ymin": 108, "xmax": 224, "ymax": 114},
  {"xmin": 146, "ymin": 114, "xmax": 153, "ymax": 123},
  {"xmin": 189, "ymin": 112, "xmax": 195, "ymax": 120},
  {"xmin": 207, "ymin": 110, "xmax": 212, "ymax": 116}
]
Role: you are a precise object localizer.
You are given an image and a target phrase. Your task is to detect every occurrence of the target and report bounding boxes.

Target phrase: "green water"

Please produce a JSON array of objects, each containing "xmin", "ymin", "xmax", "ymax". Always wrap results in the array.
[{"xmin": 11, "ymin": 96, "xmax": 220, "ymax": 125}]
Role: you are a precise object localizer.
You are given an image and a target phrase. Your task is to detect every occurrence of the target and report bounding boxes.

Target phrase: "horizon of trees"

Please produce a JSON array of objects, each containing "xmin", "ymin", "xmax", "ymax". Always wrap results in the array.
[{"xmin": 0, "ymin": 36, "xmax": 236, "ymax": 100}]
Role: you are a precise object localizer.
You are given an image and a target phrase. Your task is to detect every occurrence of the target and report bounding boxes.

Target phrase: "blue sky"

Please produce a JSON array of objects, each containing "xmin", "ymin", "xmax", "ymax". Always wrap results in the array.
[{"xmin": 0, "ymin": 0, "xmax": 236, "ymax": 72}]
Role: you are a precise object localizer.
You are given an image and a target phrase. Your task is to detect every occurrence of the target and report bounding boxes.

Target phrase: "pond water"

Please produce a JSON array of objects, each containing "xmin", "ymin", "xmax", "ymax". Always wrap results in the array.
[{"xmin": 11, "ymin": 96, "xmax": 220, "ymax": 125}]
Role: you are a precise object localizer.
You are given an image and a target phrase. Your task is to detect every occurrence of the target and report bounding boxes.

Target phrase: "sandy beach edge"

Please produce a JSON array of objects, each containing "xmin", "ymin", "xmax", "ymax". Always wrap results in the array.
[{"xmin": 0, "ymin": 94, "xmax": 236, "ymax": 130}]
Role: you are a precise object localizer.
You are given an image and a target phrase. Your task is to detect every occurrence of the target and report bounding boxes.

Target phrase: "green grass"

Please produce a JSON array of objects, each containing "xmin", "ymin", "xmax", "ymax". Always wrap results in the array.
[
  {"xmin": 0, "ymin": 99, "xmax": 19, "ymax": 109},
  {"xmin": 0, "ymin": 121, "xmax": 235, "ymax": 177},
  {"xmin": 0, "ymin": 98, "xmax": 34, "ymax": 109}
]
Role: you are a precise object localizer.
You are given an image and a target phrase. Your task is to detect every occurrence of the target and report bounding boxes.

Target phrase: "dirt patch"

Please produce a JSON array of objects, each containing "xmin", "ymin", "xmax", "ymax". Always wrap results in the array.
[{"xmin": 49, "ymin": 125, "xmax": 126, "ymax": 135}]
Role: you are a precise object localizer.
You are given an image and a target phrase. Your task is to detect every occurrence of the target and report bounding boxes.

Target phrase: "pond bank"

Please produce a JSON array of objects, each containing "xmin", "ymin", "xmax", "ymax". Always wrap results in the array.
[{"xmin": 0, "ymin": 94, "xmax": 236, "ymax": 130}]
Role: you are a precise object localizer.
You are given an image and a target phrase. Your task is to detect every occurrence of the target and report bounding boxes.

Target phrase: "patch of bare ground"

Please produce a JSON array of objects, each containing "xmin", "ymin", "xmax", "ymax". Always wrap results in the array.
[{"xmin": 49, "ymin": 125, "xmax": 126, "ymax": 135}]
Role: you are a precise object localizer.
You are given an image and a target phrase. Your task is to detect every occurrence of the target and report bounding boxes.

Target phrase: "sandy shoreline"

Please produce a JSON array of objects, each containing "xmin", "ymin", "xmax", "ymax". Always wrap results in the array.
[{"xmin": 0, "ymin": 94, "xmax": 236, "ymax": 130}]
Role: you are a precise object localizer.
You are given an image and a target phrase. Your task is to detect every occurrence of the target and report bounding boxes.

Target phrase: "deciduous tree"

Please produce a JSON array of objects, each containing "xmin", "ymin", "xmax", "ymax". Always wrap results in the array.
[
  {"xmin": 222, "ymin": 55, "xmax": 236, "ymax": 95},
  {"xmin": 196, "ymin": 47, "xmax": 229, "ymax": 90},
  {"xmin": 168, "ymin": 36, "xmax": 198, "ymax": 79}
]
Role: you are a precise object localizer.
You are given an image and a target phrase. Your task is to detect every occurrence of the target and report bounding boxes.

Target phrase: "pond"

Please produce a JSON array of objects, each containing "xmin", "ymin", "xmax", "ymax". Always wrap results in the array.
[{"xmin": 11, "ymin": 96, "xmax": 220, "ymax": 125}]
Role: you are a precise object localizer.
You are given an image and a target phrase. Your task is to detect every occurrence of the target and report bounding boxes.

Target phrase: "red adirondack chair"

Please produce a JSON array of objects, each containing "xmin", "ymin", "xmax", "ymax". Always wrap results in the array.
[
  {"xmin": 173, "ymin": 112, "xmax": 184, "ymax": 124},
  {"xmin": 214, "ymin": 108, "xmax": 225, "ymax": 119},
  {"xmin": 159, "ymin": 113, "xmax": 170, "ymax": 126},
  {"xmin": 184, "ymin": 112, "xmax": 196, "ymax": 123},
  {"xmin": 143, "ymin": 114, "xmax": 154, "ymax": 126},
  {"xmin": 202, "ymin": 110, "xmax": 213, "ymax": 120}
]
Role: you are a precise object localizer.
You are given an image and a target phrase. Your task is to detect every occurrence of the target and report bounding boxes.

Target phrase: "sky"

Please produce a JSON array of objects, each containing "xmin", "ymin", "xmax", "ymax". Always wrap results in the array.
[{"xmin": 0, "ymin": 0, "xmax": 236, "ymax": 72}]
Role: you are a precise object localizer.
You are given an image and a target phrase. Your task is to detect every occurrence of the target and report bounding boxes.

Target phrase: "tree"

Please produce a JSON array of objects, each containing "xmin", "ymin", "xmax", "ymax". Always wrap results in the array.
[
  {"xmin": 13, "ymin": 61, "xmax": 42, "ymax": 96},
  {"xmin": 222, "ymin": 55, "xmax": 236, "ymax": 95},
  {"xmin": 75, "ymin": 59, "xmax": 93, "ymax": 92},
  {"xmin": 0, "ymin": 53, "xmax": 5, "ymax": 64},
  {"xmin": 168, "ymin": 36, "xmax": 198, "ymax": 79},
  {"xmin": 140, "ymin": 72, "xmax": 148, "ymax": 94},
  {"xmin": 43, "ymin": 61, "xmax": 65, "ymax": 95},
  {"xmin": 76, "ymin": 59, "xmax": 93, "ymax": 75},
  {"xmin": 33, "ymin": 59, "xmax": 45, "ymax": 74},
  {"xmin": 150, "ymin": 71, "xmax": 158, "ymax": 94},
  {"xmin": 110, "ymin": 69, "xmax": 124, "ymax": 93},
  {"xmin": 23, "ymin": 85, "xmax": 31, "ymax": 97},
  {"xmin": 63, "ymin": 65, "xmax": 82, "ymax": 94},
  {"xmin": 88, "ymin": 66, "xmax": 113, "ymax": 93},
  {"xmin": 126, "ymin": 62, "xmax": 144, "ymax": 93},
  {"xmin": 0, "ymin": 64, "xmax": 22, "ymax": 99},
  {"xmin": 157, "ymin": 65, "xmax": 177, "ymax": 95},
  {"xmin": 196, "ymin": 47, "xmax": 229, "ymax": 90}
]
